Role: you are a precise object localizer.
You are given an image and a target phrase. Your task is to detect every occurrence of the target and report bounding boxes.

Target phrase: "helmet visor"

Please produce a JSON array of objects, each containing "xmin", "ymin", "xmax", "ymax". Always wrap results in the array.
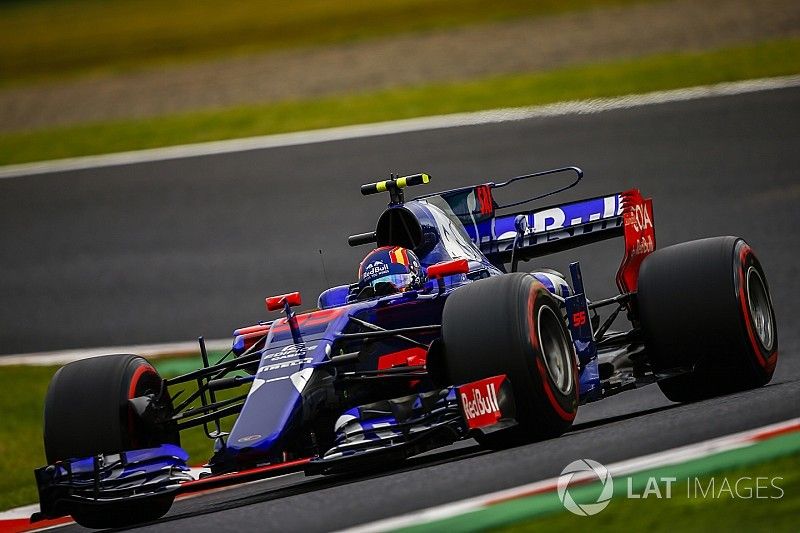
[{"xmin": 370, "ymin": 273, "xmax": 415, "ymax": 291}]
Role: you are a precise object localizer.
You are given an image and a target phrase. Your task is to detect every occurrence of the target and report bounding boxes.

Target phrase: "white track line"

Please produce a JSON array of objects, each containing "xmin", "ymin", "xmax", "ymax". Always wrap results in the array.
[
  {"xmin": 0, "ymin": 503, "xmax": 41, "ymax": 522},
  {"xmin": 2, "ymin": 75, "xmax": 799, "ymax": 180},
  {"xmin": 0, "ymin": 338, "xmax": 231, "ymax": 366},
  {"xmin": 340, "ymin": 416, "xmax": 800, "ymax": 533}
]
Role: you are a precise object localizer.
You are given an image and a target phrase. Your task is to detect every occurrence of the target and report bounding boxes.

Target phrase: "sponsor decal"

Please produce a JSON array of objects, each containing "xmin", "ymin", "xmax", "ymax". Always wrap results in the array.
[
  {"xmin": 458, "ymin": 375, "xmax": 505, "ymax": 429},
  {"xmin": 530, "ymin": 195, "xmax": 619, "ymax": 234},
  {"xmin": 616, "ymin": 189, "xmax": 656, "ymax": 292},
  {"xmin": 624, "ymin": 199, "xmax": 655, "ymax": 257},
  {"xmin": 236, "ymin": 434, "xmax": 262, "ymax": 443},
  {"xmin": 257, "ymin": 357, "xmax": 312, "ymax": 375},
  {"xmin": 628, "ymin": 201, "xmax": 653, "ymax": 233},
  {"xmin": 265, "ymin": 343, "xmax": 317, "ymax": 361},
  {"xmin": 495, "ymin": 195, "xmax": 623, "ymax": 249},
  {"xmin": 362, "ymin": 260, "xmax": 390, "ymax": 282}
]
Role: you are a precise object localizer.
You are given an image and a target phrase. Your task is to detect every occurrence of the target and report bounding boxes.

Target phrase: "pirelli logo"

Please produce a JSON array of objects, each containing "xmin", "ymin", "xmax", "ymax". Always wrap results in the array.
[{"xmin": 257, "ymin": 357, "xmax": 312, "ymax": 375}]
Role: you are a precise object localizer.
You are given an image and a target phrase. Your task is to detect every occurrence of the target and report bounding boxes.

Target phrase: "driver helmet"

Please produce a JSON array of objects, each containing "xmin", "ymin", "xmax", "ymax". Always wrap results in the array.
[{"xmin": 358, "ymin": 246, "xmax": 423, "ymax": 293}]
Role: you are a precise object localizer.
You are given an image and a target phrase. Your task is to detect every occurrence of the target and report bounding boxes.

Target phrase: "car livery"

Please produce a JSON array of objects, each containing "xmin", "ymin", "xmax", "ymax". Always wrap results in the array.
[{"xmin": 33, "ymin": 166, "xmax": 779, "ymax": 529}]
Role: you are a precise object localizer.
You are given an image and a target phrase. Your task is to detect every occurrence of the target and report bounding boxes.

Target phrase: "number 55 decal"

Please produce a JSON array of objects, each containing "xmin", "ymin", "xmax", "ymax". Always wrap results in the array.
[{"xmin": 572, "ymin": 311, "xmax": 587, "ymax": 327}]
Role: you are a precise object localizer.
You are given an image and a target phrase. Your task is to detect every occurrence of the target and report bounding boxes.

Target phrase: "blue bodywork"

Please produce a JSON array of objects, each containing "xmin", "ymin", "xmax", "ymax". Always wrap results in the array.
[{"xmin": 212, "ymin": 190, "xmax": 621, "ymax": 470}]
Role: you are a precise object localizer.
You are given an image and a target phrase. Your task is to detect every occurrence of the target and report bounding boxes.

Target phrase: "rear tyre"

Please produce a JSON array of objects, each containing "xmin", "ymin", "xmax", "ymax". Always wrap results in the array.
[
  {"xmin": 43, "ymin": 354, "xmax": 179, "ymax": 527},
  {"xmin": 441, "ymin": 273, "xmax": 578, "ymax": 447},
  {"xmin": 637, "ymin": 236, "xmax": 778, "ymax": 402}
]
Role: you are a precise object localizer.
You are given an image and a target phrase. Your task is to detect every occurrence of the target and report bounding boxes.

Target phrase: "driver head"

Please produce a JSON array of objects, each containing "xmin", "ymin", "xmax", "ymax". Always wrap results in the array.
[{"xmin": 358, "ymin": 246, "xmax": 423, "ymax": 295}]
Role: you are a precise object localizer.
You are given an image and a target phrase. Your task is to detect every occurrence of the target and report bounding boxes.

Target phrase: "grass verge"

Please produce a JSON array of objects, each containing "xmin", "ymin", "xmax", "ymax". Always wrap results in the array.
[
  {"xmin": 2, "ymin": 38, "xmax": 799, "ymax": 166},
  {"xmin": 498, "ymin": 453, "xmax": 800, "ymax": 532},
  {"xmin": 0, "ymin": 0, "xmax": 649, "ymax": 85},
  {"xmin": 0, "ymin": 357, "xmax": 234, "ymax": 511}
]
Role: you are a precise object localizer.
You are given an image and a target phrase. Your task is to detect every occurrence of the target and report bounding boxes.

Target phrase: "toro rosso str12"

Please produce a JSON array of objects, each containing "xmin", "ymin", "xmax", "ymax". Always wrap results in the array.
[{"xmin": 33, "ymin": 167, "xmax": 778, "ymax": 528}]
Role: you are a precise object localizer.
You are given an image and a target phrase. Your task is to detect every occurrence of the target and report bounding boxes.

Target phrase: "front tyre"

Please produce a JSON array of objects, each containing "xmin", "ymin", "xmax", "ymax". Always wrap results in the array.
[
  {"xmin": 43, "ymin": 354, "xmax": 179, "ymax": 527},
  {"xmin": 637, "ymin": 236, "xmax": 778, "ymax": 402},
  {"xmin": 441, "ymin": 273, "xmax": 578, "ymax": 446}
]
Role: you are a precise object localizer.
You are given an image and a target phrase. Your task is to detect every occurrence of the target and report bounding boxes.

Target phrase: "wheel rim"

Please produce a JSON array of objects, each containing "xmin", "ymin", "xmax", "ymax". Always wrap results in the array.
[
  {"xmin": 537, "ymin": 305, "xmax": 574, "ymax": 394},
  {"xmin": 745, "ymin": 266, "xmax": 775, "ymax": 351}
]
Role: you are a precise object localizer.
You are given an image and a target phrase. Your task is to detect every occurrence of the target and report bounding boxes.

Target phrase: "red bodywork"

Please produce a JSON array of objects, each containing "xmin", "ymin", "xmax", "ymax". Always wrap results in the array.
[
  {"xmin": 265, "ymin": 292, "xmax": 302, "ymax": 311},
  {"xmin": 616, "ymin": 189, "xmax": 656, "ymax": 293}
]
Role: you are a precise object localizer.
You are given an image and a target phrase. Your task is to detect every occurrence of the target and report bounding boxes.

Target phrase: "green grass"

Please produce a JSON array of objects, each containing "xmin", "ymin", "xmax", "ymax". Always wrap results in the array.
[
  {"xmin": 2, "ymin": 38, "xmax": 798, "ymax": 166},
  {"xmin": 0, "ymin": 0, "xmax": 650, "ymax": 85},
  {"xmin": 498, "ymin": 453, "xmax": 800, "ymax": 532},
  {"xmin": 0, "ymin": 365, "xmax": 58, "ymax": 511},
  {"xmin": 0, "ymin": 357, "xmax": 236, "ymax": 511}
]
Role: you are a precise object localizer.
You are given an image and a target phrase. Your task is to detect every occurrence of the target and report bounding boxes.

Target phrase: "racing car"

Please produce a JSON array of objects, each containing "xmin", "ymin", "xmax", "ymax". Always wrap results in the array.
[{"xmin": 33, "ymin": 166, "xmax": 778, "ymax": 528}]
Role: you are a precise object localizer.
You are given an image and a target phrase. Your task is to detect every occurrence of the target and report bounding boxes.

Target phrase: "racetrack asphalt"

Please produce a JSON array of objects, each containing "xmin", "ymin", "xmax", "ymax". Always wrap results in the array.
[{"xmin": 3, "ymin": 86, "xmax": 799, "ymax": 531}]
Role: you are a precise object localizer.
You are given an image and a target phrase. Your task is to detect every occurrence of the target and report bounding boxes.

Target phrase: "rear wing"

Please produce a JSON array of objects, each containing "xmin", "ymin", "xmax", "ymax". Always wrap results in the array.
[
  {"xmin": 427, "ymin": 167, "xmax": 655, "ymax": 293},
  {"xmin": 466, "ymin": 193, "xmax": 624, "ymax": 262}
]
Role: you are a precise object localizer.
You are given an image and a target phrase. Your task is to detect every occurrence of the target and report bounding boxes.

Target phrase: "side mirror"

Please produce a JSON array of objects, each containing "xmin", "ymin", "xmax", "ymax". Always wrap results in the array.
[
  {"xmin": 266, "ymin": 291, "xmax": 302, "ymax": 311},
  {"xmin": 427, "ymin": 259, "xmax": 469, "ymax": 279}
]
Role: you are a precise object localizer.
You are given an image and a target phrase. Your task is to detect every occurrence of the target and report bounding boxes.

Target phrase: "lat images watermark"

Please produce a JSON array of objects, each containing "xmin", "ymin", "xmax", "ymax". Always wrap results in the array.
[
  {"xmin": 557, "ymin": 459, "xmax": 614, "ymax": 516},
  {"xmin": 557, "ymin": 459, "xmax": 785, "ymax": 516}
]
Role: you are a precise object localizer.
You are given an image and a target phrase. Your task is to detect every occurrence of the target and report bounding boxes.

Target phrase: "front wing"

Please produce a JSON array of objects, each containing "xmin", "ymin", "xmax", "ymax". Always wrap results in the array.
[{"xmin": 33, "ymin": 375, "xmax": 516, "ymax": 521}]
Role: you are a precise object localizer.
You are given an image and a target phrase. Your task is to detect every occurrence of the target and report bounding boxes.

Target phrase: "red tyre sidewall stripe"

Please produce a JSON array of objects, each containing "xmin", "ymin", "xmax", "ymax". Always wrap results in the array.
[
  {"xmin": 526, "ymin": 287, "xmax": 540, "ymax": 352},
  {"xmin": 127, "ymin": 363, "xmax": 158, "ymax": 447},
  {"xmin": 528, "ymin": 283, "xmax": 576, "ymax": 422},
  {"xmin": 535, "ymin": 358, "xmax": 576, "ymax": 422},
  {"xmin": 571, "ymin": 353, "xmax": 580, "ymax": 405},
  {"xmin": 737, "ymin": 245, "xmax": 771, "ymax": 369},
  {"xmin": 128, "ymin": 364, "xmax": 155, "ymax": 399}
]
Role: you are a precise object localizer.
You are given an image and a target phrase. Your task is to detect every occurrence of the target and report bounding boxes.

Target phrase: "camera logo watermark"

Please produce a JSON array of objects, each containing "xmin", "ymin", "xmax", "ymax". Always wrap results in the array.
[
  {"xmin": 557, "ymin": 459, "xmax": 614, "ymax": 516},
  {"xmin": 557, "ymin": 458, "xmax": 786, "ymax": 516}
]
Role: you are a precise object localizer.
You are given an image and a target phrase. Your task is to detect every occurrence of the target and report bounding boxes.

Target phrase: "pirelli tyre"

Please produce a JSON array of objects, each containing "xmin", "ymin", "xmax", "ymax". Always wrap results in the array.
[
  {"xmin": 43, "ymin": 354, "xmax": 179, "ymax": 528},
  {"xmin": 637, "ymin": 236, "xmax": 778, "ymax": 403},
  {"xmin": 441, "ymin": 273, "xmax": 579, "ymax": 446}
]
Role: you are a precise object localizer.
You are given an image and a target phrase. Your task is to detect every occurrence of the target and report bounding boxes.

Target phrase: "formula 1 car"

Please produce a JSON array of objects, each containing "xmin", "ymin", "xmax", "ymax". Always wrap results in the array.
[{"xmin": 33, "ymin": 167, "xmax": 778, "ymax": 528}]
